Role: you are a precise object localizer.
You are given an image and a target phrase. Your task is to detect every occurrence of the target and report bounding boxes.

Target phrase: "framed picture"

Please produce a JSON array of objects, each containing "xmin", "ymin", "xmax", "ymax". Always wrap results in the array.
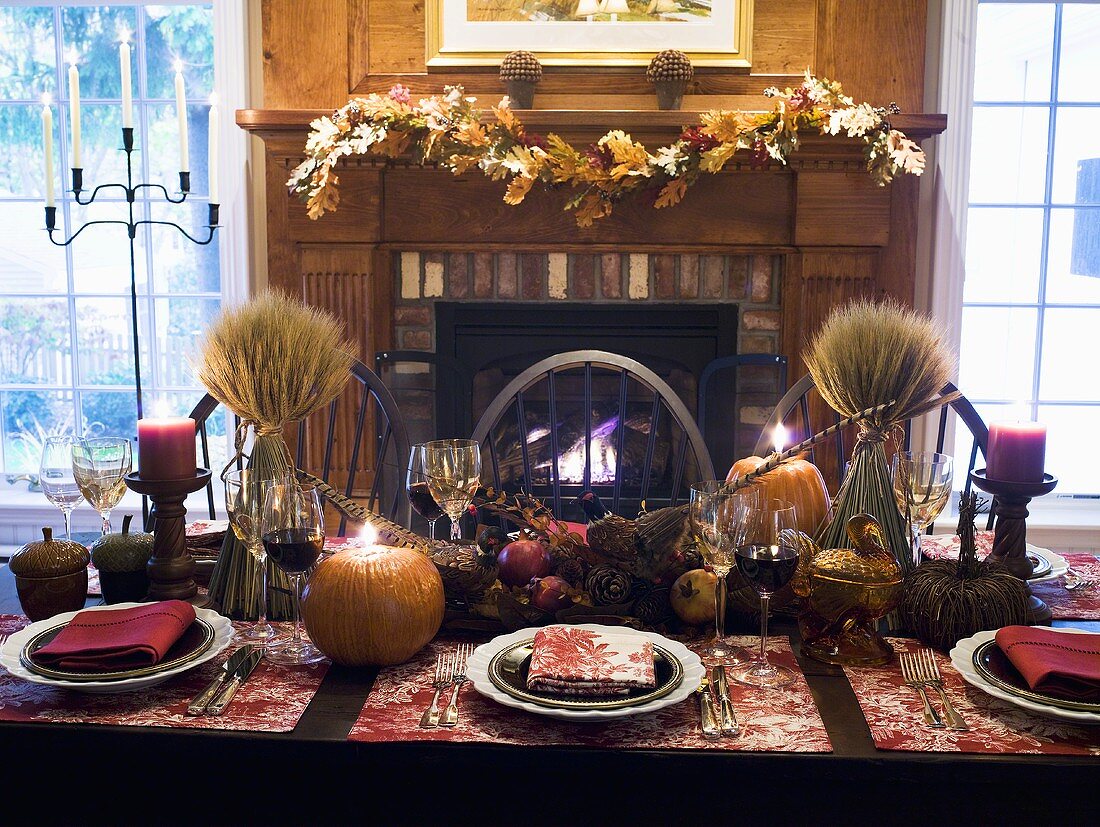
[{"xmin": 426, "ymin": 0, "xmax": 753, "ymax": 68}]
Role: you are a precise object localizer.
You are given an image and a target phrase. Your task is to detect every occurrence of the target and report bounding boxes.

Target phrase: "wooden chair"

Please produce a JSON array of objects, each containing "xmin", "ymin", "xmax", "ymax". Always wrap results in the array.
[
  {"xmin": 751, "ymin": 375, "xmax": 994, "ymax": 531},
  {"xmin": 470, "ymin": 349, "xmax": 715, "ymax": 521},
  {"xmin": 697, "ymin": 353, "xmax": 787, "ymax": 474}
]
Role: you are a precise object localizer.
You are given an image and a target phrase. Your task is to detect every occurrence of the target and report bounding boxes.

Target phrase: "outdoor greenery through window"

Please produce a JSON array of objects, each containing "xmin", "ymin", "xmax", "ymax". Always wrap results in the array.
[
  {"xmin": 0, "ymin": 3, "xmax": 224, "ymax": 481},
  {"xmin": 959, "ymin": 1, "xmax": 1100, "ymax": 495}
]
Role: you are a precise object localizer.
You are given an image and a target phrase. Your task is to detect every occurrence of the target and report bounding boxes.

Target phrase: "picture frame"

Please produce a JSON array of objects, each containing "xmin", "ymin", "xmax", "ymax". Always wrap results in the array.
[{"xmin": 426, "ymin": 0, "xmax": 753, "ymax": 68}]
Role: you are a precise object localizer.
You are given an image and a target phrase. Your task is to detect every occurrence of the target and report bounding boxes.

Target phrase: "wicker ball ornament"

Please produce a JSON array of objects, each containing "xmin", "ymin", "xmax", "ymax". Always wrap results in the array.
[
  {"xmin": 646, "ymin": 50, "xmax": 693, "ymax": 111},
  {"xmin": 500, "ymin": 50, "xmax": 542, "ymax": 109}
]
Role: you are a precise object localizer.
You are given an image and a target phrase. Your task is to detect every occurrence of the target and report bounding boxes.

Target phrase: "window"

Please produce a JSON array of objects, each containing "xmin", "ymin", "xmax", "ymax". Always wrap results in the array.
[
  {"xmin": 0, "ymin": 3, "xmax": 228, "ymax": 483},
  {"xmin": 959, "ymin": 1, "xmax": 1100, "ymax": 495}
]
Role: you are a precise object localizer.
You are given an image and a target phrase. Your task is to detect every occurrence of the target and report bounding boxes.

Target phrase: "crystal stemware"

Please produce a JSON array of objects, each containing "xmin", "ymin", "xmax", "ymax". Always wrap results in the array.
[
  {"xmin": 406, "ymin": 444, "xmax": 444, "ymax": 541},
  {"xmin": 688, "ymin": 480, "xmax": 758, "ymax": 666},
  {"xmin": 261, "ymin": 481, "xmax": 326, "ymax": 665},
  {"xmin": 71, "ymin": 437, "xmax": 132, "ymax": 535},
  {"xmin": 40, "ymin": 435, "xmax": 82, "ymax": 540},
  {"xmin": 422, "ymin": 439, "xmax": 481, "ymax": 542},
  {"xmin": 891, "ymin": 451, "xmax": 953, "ymax": 567}
]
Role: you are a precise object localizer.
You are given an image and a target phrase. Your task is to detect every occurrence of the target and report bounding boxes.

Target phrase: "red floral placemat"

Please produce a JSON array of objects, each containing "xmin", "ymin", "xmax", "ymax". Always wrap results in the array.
[
  {"xmin": 1032, "ymin": 553, "xmax": 1100, "ymax": 620},
  {"xmin": 843, "ymin": 637, "xmax": 1100, "ymax": 755},
  {"xmin": 349, "ymin": 635, "xmax": 832, "ymax": 752},
  {"xmin": 0, "ymin": 615, "xmax": 327, "ymax": 732}
]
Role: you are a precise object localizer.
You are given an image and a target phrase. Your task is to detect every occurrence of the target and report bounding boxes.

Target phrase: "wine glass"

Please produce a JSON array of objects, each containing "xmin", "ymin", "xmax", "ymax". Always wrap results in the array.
[
  {"xmin": 731, "ymin": 497, "xmax": 800, "ymax": 689},
  {"xmin": 688, "ymin": 480, "xmax": 758, "ymax": 666},
  {"xmin": 261, "ymin": 481, "xmax": 326, "ymax": 665},
  {"xmin": 40, "ymin": 435, "xmax": 82, "ymax": 540},
  {"xmin": 71, "ymin": 437, "xmax": 132, "ymax": 535},
  {"xmin": 891, "ymin": 451, "xmax": 953, "ymax": 567},
  {"xmin": 406, "ymin": 444, "xmax": 444, "ymax": 540},
  {"xmin": 224, "ymin": 468, "xmax": 287, "ymax": 646},
  {"xmin": 422, "ymin": 439, "xmax": 481, "ymax": 542}
]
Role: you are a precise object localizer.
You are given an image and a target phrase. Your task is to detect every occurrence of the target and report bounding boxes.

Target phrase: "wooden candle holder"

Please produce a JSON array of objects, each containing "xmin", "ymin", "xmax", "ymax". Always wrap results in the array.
[
  {"xmin": 124, "ymin": 469, "xmax": 212, "ymax": 606},
  {"xmin": 970, "ymin": 469, "xmax": 1058, "ymax": 626}
]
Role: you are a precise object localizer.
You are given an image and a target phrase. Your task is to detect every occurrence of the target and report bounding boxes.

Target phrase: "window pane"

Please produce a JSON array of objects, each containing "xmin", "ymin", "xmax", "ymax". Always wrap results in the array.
[
  {"xmin": 973, "ymin": 4, "xmax": 1054, "ymax": 103},
  {"xmin": 959, "ymin": 306, "xmax": 1037, "ymax": 401},
  {"xmin": 0, "ymin": 203, "xmax": 68, "ymax": 292},
  {"xmin": 68, "ymin": 102, "xmax": 130, "ymax": 189},
  {"xmin": 81, "ymin": 388, "xmax": 136, "ymax": 441},
  {"xmin": 2, "ymin": 388, "xmax": 74, "ymax": 474},
  {"xmin": 70, "ymin": 199, "xmax": 148, "ymax": 294},
  {"xmin": 74, "ymin": 295, "xmax": 151, "ymax": 387},
  {"xmin": 1058, "ymin": 5, "xmax": 1100, "ymax": 103},
  {"xmin": 154, "ymin": 296, "xmax": 219, "ymax": 387},
  {"xmin": 0, "ymin": 104, "xmax": 55, "ymax": 198},
  {"xmin": 150, "ymin": 201, "xmax": 219, "ymax": 293},
  {"xmin": 963, "ymin": 207, "xmax": 1042, "ymax": 303},
  {"xmin": 1039, "ymin": 308, "xmax": 1100, "ymax": 402},
  {"xmin": 0, "ymin": 297, "xmax": 71, "ymax": 385},
  {"xmin": 144, "ymin": 5, "xmax": 214, "ymax": 100},
  {"xmin": 1037, "ymin": 405, "xmax": 1100, "ymax": 494},
  {"xmin": 60, "ymin": 6, "xmax": 138, "ymax": 100},
  {"xmin": 147, "ymin": 102, "xmax": 207, "ymax": 193},
  {"xmin": 1046, "ymin": 208, "xmax": 1100, "ymax": 303},
  {"xmin": 1050, "ymin": 106, "xmax": 1100, "ymax": 205},
  {"xmin": 0, "ymin": 7, "xmax": 57, "ymax": 101},
  {"xmin": 969, "ymin": 107, "xmax": 1049, "ymax": 203}
]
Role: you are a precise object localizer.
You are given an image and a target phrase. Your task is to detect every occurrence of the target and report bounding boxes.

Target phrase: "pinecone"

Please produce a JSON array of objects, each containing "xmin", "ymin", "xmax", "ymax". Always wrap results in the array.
[
  {"xmin": 629, "ymin": 577, "xmax": 652, "ymax": 602},
  {"xmin": 646, "ymin": 49, "xmax": 693, "ymax": 83},
  {"xmin": 634, "ymin": 587, "xmax": 673, "ymax": 627},
  {"xmin": 500, "ymin": 50, "xmax": 543, "ymax": 83},
  {"xmin": 553, "ymin": 556, "xmax": 588, "ymax": 588},
  {"xmin": 585, "ymin": 564, "xmax": 632, "ymax": 606}
]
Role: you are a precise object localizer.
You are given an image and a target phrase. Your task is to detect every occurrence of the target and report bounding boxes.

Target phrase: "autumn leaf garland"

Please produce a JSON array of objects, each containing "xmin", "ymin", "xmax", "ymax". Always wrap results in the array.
[{"xmin": 288, "ymin": 70, "xmax": 927, "ymax": 228}]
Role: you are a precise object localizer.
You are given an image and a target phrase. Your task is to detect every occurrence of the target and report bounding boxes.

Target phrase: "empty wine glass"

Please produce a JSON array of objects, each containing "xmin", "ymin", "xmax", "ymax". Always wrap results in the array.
[
  {"xmin": 688, "ymin": 480, "xmax": 758, "ymax": 666},
  {"xmin": 422, "ymin": 439, "xmax": 481, "ymax": 542},
  {"xmin": 261, "ymin": 482, "xmax": 326, "ymax": 665},
  {"xmin": 224, "ymin": 468, "xmax": 287, "ymax": 646},
  {"xmin": 40, "ymin": 435, "xmax": 82, "ymax": 540},
  {"xmin": 406, "ymin": 444, "xmax": 444, "ymax": 540},
  {"xmin": 891, "ymin": 451, "xmax": 953, "ymax": 567},
  {"xmin": 731, "ymin": 497, "xmax": 800, "ymax": 689},
  {"xmin": 71, "ymin": 437, "xmax": 132, "ymax": 535}
]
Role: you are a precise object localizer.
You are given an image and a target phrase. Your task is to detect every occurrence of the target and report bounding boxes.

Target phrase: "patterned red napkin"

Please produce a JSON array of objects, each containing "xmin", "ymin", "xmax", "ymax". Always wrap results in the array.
[
  {"xmin": 527, "ymin": 625, "xmax": 655, "ymax": 696},
  {"xmin": 30, "ymin": 601, "xmax": 196, "ymax": 671},
  {"xmin": 995, "ymin": 626, "xmax": 1100, "ymax": 702}
]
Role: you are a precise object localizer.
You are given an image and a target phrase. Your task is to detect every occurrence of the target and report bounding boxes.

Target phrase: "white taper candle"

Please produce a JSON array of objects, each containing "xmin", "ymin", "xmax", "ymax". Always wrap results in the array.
[
  {"xmin": 67, "ymin": 61, "xmax": 81, "ymax": 168},
  {"xmin": 119, "ymin": 39, "xmax": 133, "ymax": 129},
  {"xmin": 174, "ymin": 61, "xmax": 189, "ymax": 172},
  {"xmin": 42, "ymin": 94, "xmax": 55, "ymax": 208},
  {"xmin": 207, "ymin": 95, "xmax": 219, "ymax": 203}
]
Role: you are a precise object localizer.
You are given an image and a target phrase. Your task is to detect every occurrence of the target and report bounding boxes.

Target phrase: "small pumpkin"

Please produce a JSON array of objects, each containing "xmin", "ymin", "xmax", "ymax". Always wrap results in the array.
[
  {"xmin": 301, "ymin": 545, "xmax": 444, "ymax": 667},
  {"xmin": 726, "ymin": 455, "xmax": 831, "ymax": 537}
]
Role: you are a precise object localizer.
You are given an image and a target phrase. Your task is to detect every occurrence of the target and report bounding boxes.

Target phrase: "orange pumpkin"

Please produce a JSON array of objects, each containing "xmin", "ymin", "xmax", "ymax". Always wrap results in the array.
[
  {"xmin": 726, "ymin": 455, "xmax": 832, "ymax": 537},
  {"xmin": 301, "ymin": 545, "xmax": 444, "ymax": 667}
]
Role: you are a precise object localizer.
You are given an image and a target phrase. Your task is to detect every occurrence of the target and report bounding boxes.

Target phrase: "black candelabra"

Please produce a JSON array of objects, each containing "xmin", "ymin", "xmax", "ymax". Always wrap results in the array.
[{"xmin": 44, "ymin": 126, "xmax": 220, "ymax": 423}]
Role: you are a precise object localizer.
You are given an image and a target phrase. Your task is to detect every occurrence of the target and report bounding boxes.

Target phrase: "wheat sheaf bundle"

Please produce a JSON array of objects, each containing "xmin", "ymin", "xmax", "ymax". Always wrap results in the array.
[
  {"xmin": 192, "ymin": 290, "xmax": 357, "ymax": 430},
  {"xmin": 804, "ymin": 297, "xmax": 959, "ymax": 432}
]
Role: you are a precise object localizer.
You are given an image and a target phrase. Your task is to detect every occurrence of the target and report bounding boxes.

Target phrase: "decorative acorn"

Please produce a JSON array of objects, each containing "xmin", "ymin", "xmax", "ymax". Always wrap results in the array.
[
  {"xmin": 646, "ymin": 49, "xmax": 693, "ymax": 110},
  {"xmin": 500, "ymin": 50, "xmax": 542, "ymax": 109},
  {"xmin": 902, "ymin": 493, "xmax": 1030, "ymax": 652},
  {"xmin": 90, "ymin": 514, "xmax": 153, "ymax": 604},
  {"xmin": 585, "ymin": 564, "xmax": 632, "ymax": 606}
]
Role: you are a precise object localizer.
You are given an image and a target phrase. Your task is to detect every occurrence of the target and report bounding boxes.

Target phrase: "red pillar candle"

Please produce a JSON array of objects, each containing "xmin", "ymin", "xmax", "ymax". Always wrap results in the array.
[
  {"xmin": 986, "ymin": 421, "xmax": 1047, "ymax": 483},
  {"xmin": 137, "ymin": 416, "xmax": 197, "ymax": 480}
]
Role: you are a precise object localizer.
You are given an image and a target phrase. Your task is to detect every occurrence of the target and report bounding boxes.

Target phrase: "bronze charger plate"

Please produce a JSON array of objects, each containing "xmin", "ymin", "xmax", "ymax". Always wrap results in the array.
[
  {"xmin": 1026, "ymin": 551, "xmax": 1052, "ymax": 580},
  {"xmin": 487, "ymin": 638, "xmax": 683, "ymax": 710},
  {"xmin": 972, "ymin": 639, "xmax": 1100, "ymax": 714},
  {"xmin": 19, "ymin": 617, "xmax": 216, "ymax": 683}
]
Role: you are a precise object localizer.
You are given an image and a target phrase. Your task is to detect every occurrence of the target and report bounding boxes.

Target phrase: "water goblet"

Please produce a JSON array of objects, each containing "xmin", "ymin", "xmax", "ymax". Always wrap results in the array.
[
  {"xmin": 422, "ymin": 439, "xmax": 481, "ymax": 542},
  {"xmin": 40, "ymin": 435, "xmax": 82, "ymax": 540},
  {"xmin": 406, "ymin": 444, "xmax": 444, "ymax": 540},
  {"xmin": 891, "ymin": 451, "xmax": 953, "ymax": 567},
  {"xmin": 71, "ymin": 437, "xmax": 132, "ymax": 535}
]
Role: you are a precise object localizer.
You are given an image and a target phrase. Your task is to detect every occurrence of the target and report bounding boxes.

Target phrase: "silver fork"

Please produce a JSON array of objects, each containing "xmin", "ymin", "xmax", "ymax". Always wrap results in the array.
[
  {"xmin": 0, "ymin": 632, "xmax": 9, "ymax": 648},
  {"xmin": 915, "ymin": 648, "xmax": 968, "ymax": 731},
  {"xmin": 440, "ymin": 643, "xmax": 471, "ymax": 728},
  {"xmin": 899, "ymin": 651, "xmax": 945, "ymax": 728},
  {"xmin": 419, "ymin": 651, "xmax": 453, "ymax": 729},
  {"xmin": 1064, "ymin": 568, "xmax": 1098, "ymax": 591}
]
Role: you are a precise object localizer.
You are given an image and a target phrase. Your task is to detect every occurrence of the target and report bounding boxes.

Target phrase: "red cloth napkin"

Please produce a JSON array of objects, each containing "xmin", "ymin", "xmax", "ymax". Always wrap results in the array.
[
  {"xmin": 527, "ymin": 625, "xmax": 655, "ymax": 696},
  {"xmin": 30, "ymin": 601, "xmax": 197, "ymax": 672},
  {"xmin": 995, "ymin": 626, "xmax": 1100, "ymax": 702}
]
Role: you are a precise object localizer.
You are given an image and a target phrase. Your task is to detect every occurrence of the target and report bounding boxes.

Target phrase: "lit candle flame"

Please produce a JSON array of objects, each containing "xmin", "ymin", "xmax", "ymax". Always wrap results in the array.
[
  {"xmin": 174, "ymin": 58, "xmax": 184, "ymax": 73},
  {"xmin": 360, "ymin": 522, "xmax": 378, "ymax": 547},
  {"xmin": 773, "ymin": 422, "xmax": 788, "ymax": 455},
  {"xmin": 209, "ymin": 91, "xmax": 219, "ymax": 106},
  {"xmin": 118, "ymin": 26, "xmax": 131, "ymax": 44},
  {"xmin": 66, "ymin": 48, "xmax": 79, "ymax": 67},
  {"xmin": 152, "ymin": 398, "xmax": 172, "ymax": 419},
  {"xmin": 41, "ymin": 92, "xmax": 52, "ymax": 106}
]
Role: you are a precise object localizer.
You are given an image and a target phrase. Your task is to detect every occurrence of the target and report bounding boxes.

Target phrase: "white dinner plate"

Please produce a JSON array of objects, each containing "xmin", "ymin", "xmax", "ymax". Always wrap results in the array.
[
  {"xmin": 0, "ymin": 603, "xmax": 233, "ymax": 694},
  {"xmin": 466, "ymin": 624, "xmax": 704, "ymax": 722},
  {"xmin": 924, "ymin": 533, "xmax": 1068, "ymax": 583},
  {"xmin": 949, "ymin": 627, "xmax": 1100, "ymax": 725}
]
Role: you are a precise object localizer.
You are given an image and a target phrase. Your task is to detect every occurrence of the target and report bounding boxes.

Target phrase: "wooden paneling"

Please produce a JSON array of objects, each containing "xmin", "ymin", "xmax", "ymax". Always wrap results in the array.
[
  {"xmin": 752, "ymin": 0, "xmax": 817, "ymax": 75},
  {"xmin": 794, "ymin": 173, "xmax": 892, "ymax": 247},
  {"xmin": 287, "ymin": 167, "xmax": 384, "ymax": 243},
  {"xmin": 261, "ymin": 0, "xmax": 349, "ymax": 108}
]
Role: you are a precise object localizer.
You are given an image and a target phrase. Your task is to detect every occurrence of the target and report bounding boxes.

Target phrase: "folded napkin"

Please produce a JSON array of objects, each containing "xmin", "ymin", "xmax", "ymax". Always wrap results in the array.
[
  {"xmin": 527, "ymin": 625, "xmax": 655, "ymax": 696},
  {"xmin": 995, "ymin": 626, "xmax": 1100, "ymax": 702},
  {"xmin": 31, "ymin": 600, "xmax": 197, "ymax": 672}
]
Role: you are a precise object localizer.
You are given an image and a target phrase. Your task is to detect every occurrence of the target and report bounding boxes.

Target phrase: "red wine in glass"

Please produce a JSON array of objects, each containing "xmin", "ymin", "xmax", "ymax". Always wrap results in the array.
[
  {"xmin": 734, "ymin": 544, "xmax": 799, "ymax": 595},
  {"xmin": 262, "ymin": 528, "xmax": 324, "ymax": 574},
  {"xmin": 407, "ymin": 481, "xmax": 445, "ymax": 523}
]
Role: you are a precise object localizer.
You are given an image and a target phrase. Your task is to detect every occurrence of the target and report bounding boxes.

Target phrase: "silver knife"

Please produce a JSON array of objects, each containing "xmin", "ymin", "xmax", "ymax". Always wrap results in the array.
[
  {"xmin": 205, "ymin": 647, "xmax": 264, "ymax": 716},
  {"xmin": 187, "ymin": 646, "xmax": 255, "ymax": 716},
  {"xmin": 697, "ymin": 680, "xmax": 720, "ymax": 740},
  {"xmin": 713, "ymin": 664, "xmax": 740, "ymax": 737}
]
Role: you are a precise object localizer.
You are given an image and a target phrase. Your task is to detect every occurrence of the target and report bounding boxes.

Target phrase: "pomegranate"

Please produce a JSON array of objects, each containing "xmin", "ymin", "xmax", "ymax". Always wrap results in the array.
[
  {"xmin": 528, "ymin": 575, "xmax": 573, "ymax": 613},
  {"xmin": 497, "ymin": 539, "xmax": 552, "ymax": 587},
  {"xmin": 670, "ymin": 569, "xmax": 717, "ymax": 626}
]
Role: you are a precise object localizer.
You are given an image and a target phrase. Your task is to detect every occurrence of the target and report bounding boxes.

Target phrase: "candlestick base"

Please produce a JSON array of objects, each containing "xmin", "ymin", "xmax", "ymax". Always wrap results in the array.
[
  {"xmin": 124, "ymin": 469, "xmax": 212, "ymax": 607},
  {"xmin": 71, "ymin": 168, "xmax": 83, "ymax": 194},
  {"xmin": 179, "ymin": 170, "xmax": 190, "ymax": 194},
  {"xmin": 970, "ymin": 469, "xmax": 1058, "ymax": 625}
]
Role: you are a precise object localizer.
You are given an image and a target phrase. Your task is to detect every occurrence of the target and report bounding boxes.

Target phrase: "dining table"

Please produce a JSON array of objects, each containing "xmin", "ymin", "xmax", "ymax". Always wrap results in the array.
[{"xmin": 0, "ymin": 555, "xmax": 1098, "ymax": 827}]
